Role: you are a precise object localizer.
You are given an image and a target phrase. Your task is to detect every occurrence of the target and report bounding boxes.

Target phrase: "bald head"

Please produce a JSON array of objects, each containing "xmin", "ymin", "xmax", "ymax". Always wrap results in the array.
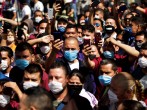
[{"xmin": 64, "ymin": 37, "xmax": 79, "ymax": 51}]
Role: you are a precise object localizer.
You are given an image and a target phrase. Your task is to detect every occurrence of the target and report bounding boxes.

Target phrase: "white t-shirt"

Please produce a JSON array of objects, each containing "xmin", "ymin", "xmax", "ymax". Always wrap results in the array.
[
  {"xmin": 34, "ymin": 1, "xmax": 44, "ymax": 12},
  {"xmin": 68, "ymin": 60, "xmax": 79, "ymax": 70},
  {"xmin": 22, "ymin": 5, "xmax": 31, "ymax": 19}
]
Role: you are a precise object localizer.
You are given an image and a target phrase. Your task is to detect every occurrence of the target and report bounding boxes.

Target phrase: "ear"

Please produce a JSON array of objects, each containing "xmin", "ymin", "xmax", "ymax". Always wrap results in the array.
[
  {"xmin": 10, "ymin": 57, "xmax": 14, "ymax": 63},
  {"xmin": 30, "ymin": 106, "xmax": 37, "ymax": 110},
  {"xmin": 31, "ymin": 54, "xmax": 35, "ymax": 62}
]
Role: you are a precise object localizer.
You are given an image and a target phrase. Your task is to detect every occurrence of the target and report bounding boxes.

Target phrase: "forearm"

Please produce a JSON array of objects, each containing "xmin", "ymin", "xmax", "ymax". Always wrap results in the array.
[
  {"xmin": 45, "ymin": 49, "xmax": 57, "ymax": 72},
  {"xmin": 85, "ymin": 56, "xmax": 95, "ymax": 69},
  {"xmin": 3, "ymin": 18, "xmax": 19, "ymax": 26},
  {"xmin": 113, "ymin": 41, "xmax": 139, "ymax": 57},
  {"xmin": 27, "ymin": 38, "xmax": 42, "ymax": 45},
  {"xmin": 136, "ymin": 6, "xmax": 146, "ymax": 13}
]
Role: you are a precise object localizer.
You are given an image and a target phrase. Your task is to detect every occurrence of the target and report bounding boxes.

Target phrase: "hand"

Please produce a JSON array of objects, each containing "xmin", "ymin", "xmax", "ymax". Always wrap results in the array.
[
  {"xmin": 4, "ymin": 82, "xmax": 18, "ymax": 92},
  {"xmin": 97, "ymin": 39, "xmax": 103, "ymax": 48},
  {"xmin": 82, "ymin": 45, "xmax": 91, "ymax": 57},
  {"xmin": 0, "ymin": 27, "xmax": 3, "ymax": 34},
  {"xmin": 53, "ymin": 39, "xmax": 64, "ymax": 53},
  {"xmin": 53, "ymin": 3, "xmax": 61, "ymax": 12},
  {"xmin": 41, "ymin": 35, "xmax": 51, "ymax": 43}
]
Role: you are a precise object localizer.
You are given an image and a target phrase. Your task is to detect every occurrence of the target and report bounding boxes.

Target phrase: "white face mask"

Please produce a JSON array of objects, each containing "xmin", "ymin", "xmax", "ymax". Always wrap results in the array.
[
  {"xmin": 40, "ymin": 46, "xmax": 50, "ymax": 54},
  {"xmin": 80, "ymin": 20, "xmax": 85, "ymax": 25},
  {"xmin": 94, "ymin": 15, "xmax": 100, "ymax": 19},
  {"xmin": 138, "ymin": 57, "xmax": 147, "ymax": 68},
  {"xmin": 1, "ymin": 60, "xmax": 8, "ymax": 71},
  {"xmin": 35, "ymin": 17, "xmax": 42, "ymax": 23},
  {"xmin": 7, "ymin": 37, "xmax": 14, "ymax": 42},
  {"xmin": 0, "ymin": 94, "xmax": 10, "ymax": 108},
  {"xmin": 23, "ymin": 81, "xmax": 39, "ymax": 90},
  {"xmin": 39, "ymin": 29, "xmax": 45, "ymax": 34},
  {"xmin": 48, "ymin": 81, "xmax": 63, "ymax": 94}
]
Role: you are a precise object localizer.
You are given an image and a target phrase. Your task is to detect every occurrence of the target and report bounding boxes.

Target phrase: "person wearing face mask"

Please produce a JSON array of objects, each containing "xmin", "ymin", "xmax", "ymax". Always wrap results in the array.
[
  {"xmin": 97, "ymin": 59, "xmax": 119, "ymax": 110},
  {"xmin": 52, "ymin": 15, "xmax": 69, "ymax": 41},
  {"xmin": 134, "ymin": 31, "xmax": 147, "ymax": 51},
  {"xmin": 46, "ymin": 37, "xmax": 96, "ymax": 94},
  {"xmin": 68, "ymin": 69, "xmax": 98, "ymax": 109},
  {"xmin": 0, "ymin": 73, "xmax": 22, "ymax": 110},
  {"xmin": 0, "ymin": 46, "xmax": 13, "ymax": 77},
  {"xmin": 33, "ymin": 10, "xmax": 44, "ymax": 27},
  {"xmin": 104, "ymin": 17, "xmax": 118, "ymax": 40},
  {"xmin": 48, "ymin": 61, "xmax": 93, "ymax": 110}
]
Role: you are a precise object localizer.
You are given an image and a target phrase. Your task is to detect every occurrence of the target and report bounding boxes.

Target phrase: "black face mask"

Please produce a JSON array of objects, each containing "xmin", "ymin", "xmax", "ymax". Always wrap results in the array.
[
  {"xmin": 88, "ymin": 54, "xmax": 96, "ymax": 60},
  {"xmin": 68, "ymin": 84, "xmax": 83, "ymax": 95},
  {"xmin": 105, "ymin": 25, "xmax": 115, "ymax": 34}
]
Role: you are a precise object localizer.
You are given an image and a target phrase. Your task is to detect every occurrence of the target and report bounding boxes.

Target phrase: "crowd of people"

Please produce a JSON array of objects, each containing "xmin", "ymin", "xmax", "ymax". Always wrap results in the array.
[{"xmin": 0, "ymin": 0, "xmax": 147, "ymax": 110}]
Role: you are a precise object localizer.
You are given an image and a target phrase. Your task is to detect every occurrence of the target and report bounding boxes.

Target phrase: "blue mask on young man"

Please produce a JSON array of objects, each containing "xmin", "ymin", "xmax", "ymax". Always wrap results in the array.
[
  {"xmin": 58, "ymin": 26, "xmax": 65, "ymax": 33},
  {"xmin": 64, "ymin": 50, "xmax": 78, "ymax": 61},
  {"xmin": 98, "ymin": 75, "xmax": 112, "ymax": 86},
  {"xmin": 15, "ymin": 59, "xmax": 29, "ymax": 70}
]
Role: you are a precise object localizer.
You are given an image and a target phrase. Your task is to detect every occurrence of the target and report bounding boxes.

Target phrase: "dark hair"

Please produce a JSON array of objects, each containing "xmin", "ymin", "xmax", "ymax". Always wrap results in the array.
[
  {"xmin": 131, "ymin": 17, "xmax": 146, "ymax": 31},
  {"xmin": 24, "ymin": 87, "xmax": 53, "ymax": 110},
  {"xmin": 100, "ymin": 59, "xmax": 117, "ymax": 72},
  {"xmin": 141, "ymin": 42, "xmax": 147, "ymax": 50},
  {"xmin": 49, "ymin": 61, "xmax": 68, "ymax": 76},
  {"xmin": 68, "ymin": 17, "xmax": 75, "ymax": 23},
  {"xmin": 141, "ymin": 0, "xmax": 147, "ymax": 7},
  {"xmin": 39, "ymin": 19, "xmax": 48, "ymax": 25},
  {"xmin": 65, "ymin": 24, "xmax": 78, "ymax": 33},
  {"xmin": 0, "ymin": 46, "xmax": 13, "ymax": 58},
  {"xmin": 15, "ymin": 42, "xmax": 34, "ymax": 54},
  {"xmin": 135, "ymin": 31, "xmax": 147, "ymax": 41},
  {"xmin": 69, "ymin": 69, "xmax": 85, "ymax": 84},
  {"xmin": 24, "ymin": 63, "xmax": 43, "ymax": 81},
  {"xmin": 82, "ymin": 24, "xmax": 95, "ymax": 33},
  {"xmin": 120, "ymin": 100, "xmax": 146, "ymax": 110}
]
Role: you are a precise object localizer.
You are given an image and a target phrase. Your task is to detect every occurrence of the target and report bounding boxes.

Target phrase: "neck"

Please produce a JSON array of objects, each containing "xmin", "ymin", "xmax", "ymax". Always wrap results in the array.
[
  {"xmin": 7, "ymin": 41, "xmax": 14, "ymax": 46},
  {"xmin": 2, "ymin": 66, "xmax": 11, "ymax": 74},
  {"xmin": 34, "ymin": 0, "xmax": 38, "ymax": 3},
  {"xmin": 54, "ymin": 87, "xmax": 68, "ymax": 101},
  {"xmin": 68, "ymin": 59, "xmax": 78, "ymax": 64}
]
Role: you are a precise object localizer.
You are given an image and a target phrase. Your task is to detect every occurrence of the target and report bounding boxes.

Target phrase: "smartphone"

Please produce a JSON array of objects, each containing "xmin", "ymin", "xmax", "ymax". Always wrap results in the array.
[
  {"xmin": 95, "ymin": 32, "xmax": 101, "ymax": 45},
  {"xmin": 48, "ymin": 8, "xmax": 53, "ymax": 19},
  {"xmin": 0, "ymin": 21, "xmax": 2, "ymax": 27},
  {"xmin": 17, "ymin": 28, "xmax": 24, "ymax": 40},
  {"xmin": 91, "ymin": 0, "xmax": 100, "ymax": 8},
  {"xmin": 119, "ymin": 5, "xmax": 127, "ymax": 12},
  {"xmin": 56, "ymin": 0, "xmax": 61, "ymax": 5},
  {"xmin": 84, "ymin": 38, "xmax": 90, "ymax": 46},
  {"xmin": 53, "ymin": 31, "xmax": 62, "ymax": 40}
]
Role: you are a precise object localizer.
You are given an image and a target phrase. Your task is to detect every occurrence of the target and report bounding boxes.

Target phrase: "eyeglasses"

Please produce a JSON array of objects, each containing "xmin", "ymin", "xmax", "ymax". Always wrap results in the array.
[{"xmin": 94, "ymin": 23, "xmax": 100, "ymax": 27}]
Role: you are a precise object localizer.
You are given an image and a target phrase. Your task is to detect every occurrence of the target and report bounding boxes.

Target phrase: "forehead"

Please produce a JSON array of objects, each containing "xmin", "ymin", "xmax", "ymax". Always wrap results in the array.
[
  {"xmin": 66, "ymin": 28, "xmax": 77, "ymax": 33},
  {"xmin": 24, "ymin": 72, "xmax": 41, "ymax": 78},
  {"xmin": 39, "ymin": 23, "xmax": 47, "ymax": 27},
  {"xmin": 100, "ymin": 64, "xmax": 113, "ymax": 70},
  {"xmin": 140, "ymin": 49, "xmax": 147, "ymax": 56},
  {"xmin": 136, "ymin": 35, "xmax": 144, "ymax": 39},
  {"xmin": 64, "ymin": 39, "xmax": 78, "ymax": 48},
  {"xmin": 35, "ymin": 11, "xmax": 43, "ymax": 16},
  {"xmin": 49, "ymin": 68, "xmax": 66, "ymax": 77},
  {"xmin": 91, "ymin": 45, "xmax": 97, "ymax": 51},
  {"xmin": 0, "ymin": 51, "xmax": 9, "ymax": 57},
  {"xmin": 15, "ymin": 49, "xmax": 31, "ymax": 55},
  {"xmin": 106, "ymin": 18, "xmax": 115, "ymax": 23},
  {"xmin": 69, "ymin": 76, "xmax": 81, "ymax": 82}
]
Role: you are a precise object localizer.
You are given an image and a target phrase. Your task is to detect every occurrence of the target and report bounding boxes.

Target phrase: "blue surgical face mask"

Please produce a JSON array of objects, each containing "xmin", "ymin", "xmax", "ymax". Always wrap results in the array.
[
  {"xmin": 64, "ymin": 50, "xmax": 78, "ymax": 61},
  {"xmin": 98, "ymin": 75, "xmax": 112, "ymax": 86},
  {"xmin": 15, "ymin": 59, "xmax": 29, "ymax": 70},
  {"xmin": 58, "ymin": 26, "xmax": 65, "ymax": 33},
  {"xmin": 103, "ymin": 51, "xmax": 114, "ymax": 59}
]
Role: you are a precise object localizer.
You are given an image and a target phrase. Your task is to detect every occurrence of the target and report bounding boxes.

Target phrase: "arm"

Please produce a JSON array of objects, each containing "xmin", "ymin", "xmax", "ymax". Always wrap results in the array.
[
  {"xmin": 136, "ymin": 6, "xmax": 146, "ymax": 13},
  {"xmin": 27, "ymin": 35, "xmax": 51, "ymax": 45},
  {"xmin": 82, "ymin": 45, "xmax": 96, "ymax": 69},
  {"xmin": 45, "ymin": 39, "xmax": 63, "ymax": 72},
  {"xmin": 108, "ymin": 37, "xmax": 140, "ymax": 57},
  {"xmin": 4, "ymin": 82, "xmax": 23, "ymax": 100},
  {"xmin": 0, "ymin": 17, "xmax": 19, "ymax": 26}
]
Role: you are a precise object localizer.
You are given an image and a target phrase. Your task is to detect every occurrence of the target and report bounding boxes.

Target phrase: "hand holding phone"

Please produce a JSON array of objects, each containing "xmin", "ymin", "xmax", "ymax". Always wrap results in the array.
[
  {"xmin": 84, "ymin": 38, "xmax": 91, "ymax": 46},
  {"xmin": 95, "ymin": 31, "xmax": 102, "ymax": 45},
  {"xmin": 48, "ymin": 8, "xmax": 53, "ymax": 19}
]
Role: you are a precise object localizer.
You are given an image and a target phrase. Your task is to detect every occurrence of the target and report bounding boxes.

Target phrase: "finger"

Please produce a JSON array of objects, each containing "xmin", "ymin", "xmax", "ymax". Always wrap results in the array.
[{"xmin": 83, "ymin": 45, "xmax": 90, "ymax": 49}]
